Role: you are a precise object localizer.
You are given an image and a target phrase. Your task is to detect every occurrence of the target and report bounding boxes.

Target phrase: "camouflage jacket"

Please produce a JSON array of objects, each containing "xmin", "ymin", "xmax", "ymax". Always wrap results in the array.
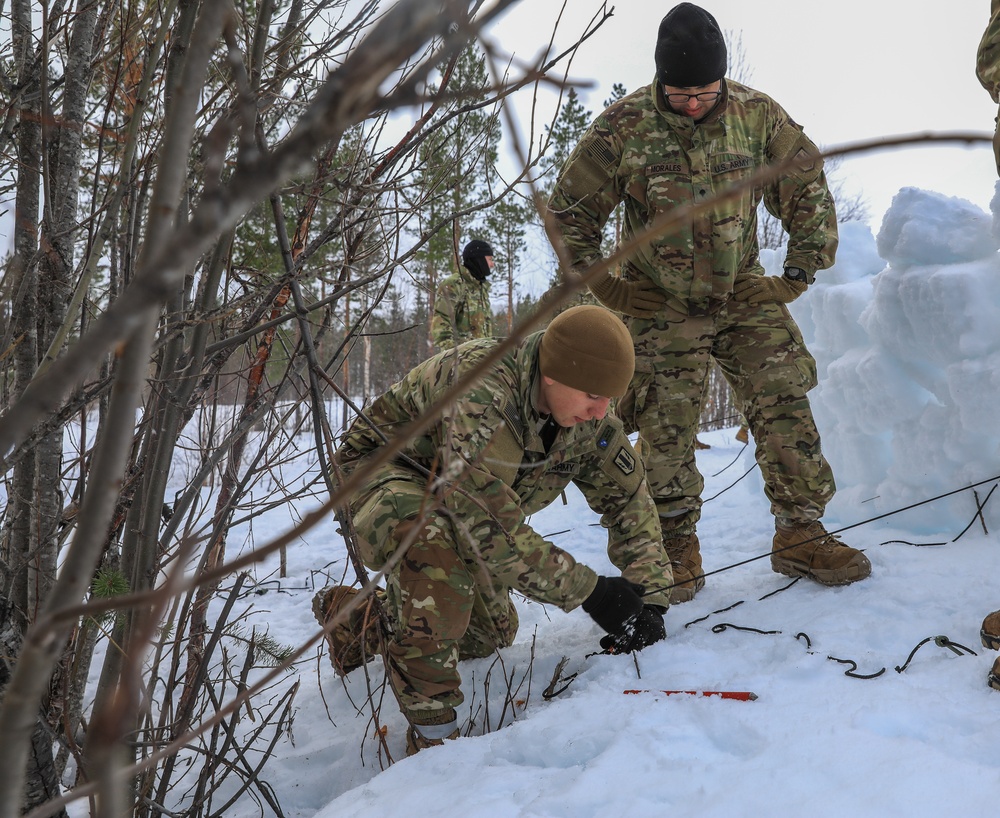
[
  {"xmin": 978, "ymin": 0, "xmax": 1000, "ymax": 102},
  {"xmin": 335, "ymin": 333, "xmax": 673, "ymax": 611},
  {"xmin": 431, "ymin": 267, "xmax": 493, "ymax": 350},
  {"xmin": 548, "ymin": 78, "xmax": 838, "ymax": 315}
]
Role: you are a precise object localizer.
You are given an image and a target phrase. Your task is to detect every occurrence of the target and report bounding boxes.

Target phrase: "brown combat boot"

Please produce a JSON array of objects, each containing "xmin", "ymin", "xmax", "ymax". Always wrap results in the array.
[
  {"xmin": 694, "ymin": 437, "xmax": 711, "ymax": 450},
  {"xmin": 981, "ymin": 609, "xmax": 1000, "ymax": 651},
  {"xmin": 771, "ymin": 521, "xmax": 871, "ymax": 586},
  {"xmin": 989, "ymin": 656, "xmax": 1000, "ymax": 692},
  {"xmin": 735, "ymin": 425, "xmax": 749, "ymax": 444},
  {"xmin": 311, "ymin": 585, "xmax": 385, "ymax": 675},
  {"xmin": 663, "ymin": 533, "xmax": 705, "ymax": 603}
]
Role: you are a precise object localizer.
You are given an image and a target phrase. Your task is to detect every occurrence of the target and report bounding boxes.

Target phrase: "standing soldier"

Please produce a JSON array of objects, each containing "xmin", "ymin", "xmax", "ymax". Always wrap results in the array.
[
  {"xmin": 431, "ymin": 239, "xmax": 495, "ymax": 350},
  {"xmin": 317, "ymin": 306, "xmax": 673, "ymax": 754},
  {"xmin": 547, "ymin": 2, "xmax": 871, "ymax": 603},
  {"xmin": 976, "ymin": 0, "xmax": 1000, "ymax": 692}
]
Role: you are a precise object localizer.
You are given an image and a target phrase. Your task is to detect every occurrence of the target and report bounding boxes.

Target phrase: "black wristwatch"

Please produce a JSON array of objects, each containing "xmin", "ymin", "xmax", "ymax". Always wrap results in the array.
[{"xmin": 783, "ymin": 266, "xmax": 810, "ymax": 284}]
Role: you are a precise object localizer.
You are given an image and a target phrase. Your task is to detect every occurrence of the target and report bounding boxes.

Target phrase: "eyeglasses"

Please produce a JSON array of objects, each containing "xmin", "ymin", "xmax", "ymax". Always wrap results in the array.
[{"xmin": 665, "ymin": 90, "xmax": 722, "ymax": 105}]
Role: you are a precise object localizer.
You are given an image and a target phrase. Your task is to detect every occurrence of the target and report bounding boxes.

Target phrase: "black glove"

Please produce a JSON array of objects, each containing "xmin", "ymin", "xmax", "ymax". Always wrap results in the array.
[
  {"xmin": 582, "ymin": 576, "xmax": 645, "ymax": 635},
  {"xmin": 599, "ymin": 605, "xmax": 667, "ymax": 654}
]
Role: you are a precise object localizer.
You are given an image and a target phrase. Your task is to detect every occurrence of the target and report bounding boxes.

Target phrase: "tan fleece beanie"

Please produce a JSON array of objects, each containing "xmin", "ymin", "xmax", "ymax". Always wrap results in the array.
[{"xmin": 539, "ymin": 305, "xmax": 635, "ymax": 397}]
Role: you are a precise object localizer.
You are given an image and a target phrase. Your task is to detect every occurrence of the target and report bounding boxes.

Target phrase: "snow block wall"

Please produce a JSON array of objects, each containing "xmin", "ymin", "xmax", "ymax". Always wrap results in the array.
[{"xmin": 789, "ymin": 186, "xmax": 1000, "ymax": 534}]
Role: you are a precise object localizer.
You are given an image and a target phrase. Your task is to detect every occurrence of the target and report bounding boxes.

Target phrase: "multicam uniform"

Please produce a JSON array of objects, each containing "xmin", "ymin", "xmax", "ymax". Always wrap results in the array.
[
  {"xmin": 977, "ymin": 0, "xmax": 1000, "ymax": 175},
  {"xmin": 334, "ymin": 333, "xmax": 673, "ymax": 721},
  {"xmin": 548, "ymin": 78, "xmax": 838, "ymax": 534},
  {"xmin": 430, "ymin": 267, "xmax": 494, "ymax": 350}
]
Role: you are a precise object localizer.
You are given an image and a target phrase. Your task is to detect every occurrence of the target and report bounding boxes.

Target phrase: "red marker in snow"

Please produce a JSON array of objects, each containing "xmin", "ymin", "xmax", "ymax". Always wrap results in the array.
[{"xmin": 623, "ymin": 689, "xmax": 758, "ymax": 701}]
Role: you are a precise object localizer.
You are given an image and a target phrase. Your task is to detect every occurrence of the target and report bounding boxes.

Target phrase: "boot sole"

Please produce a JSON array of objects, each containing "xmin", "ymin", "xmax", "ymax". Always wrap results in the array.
[
  {"xmin": 770, "ymin": 553, "xmax": 871, "ymax": 586},
  {"xmin": 982, "ymin": 630, "xmax": 1000, "ymax": 651},
  {"xmin": 989, "ymin": 659, "xmax": 1000, "ymax": 692}
]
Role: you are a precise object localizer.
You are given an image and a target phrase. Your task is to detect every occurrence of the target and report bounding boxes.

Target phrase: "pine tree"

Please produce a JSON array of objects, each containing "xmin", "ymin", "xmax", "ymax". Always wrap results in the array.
[
  {"xmin": 486, "ymin": 194, "xmax": 531, "ymax": 335},
  {"xmin": 540, "ymin": 87, "xmax": 592, "ymax": 198}
]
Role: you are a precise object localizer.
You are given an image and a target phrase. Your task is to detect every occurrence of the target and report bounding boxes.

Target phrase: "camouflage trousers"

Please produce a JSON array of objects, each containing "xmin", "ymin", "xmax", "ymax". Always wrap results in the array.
[
  {"xmin": 350, "ymin": 477, "xmax": 519, "ymax": 721},
  {"xmin": 619, "ymin": 297, "xmax": 835, "ymax": 533}
]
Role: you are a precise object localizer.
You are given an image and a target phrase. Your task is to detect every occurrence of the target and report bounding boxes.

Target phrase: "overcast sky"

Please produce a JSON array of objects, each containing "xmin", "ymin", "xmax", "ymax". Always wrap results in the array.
[{"xmin": 486, "ymin": 0, "xmax": 998, "ymax": 232}]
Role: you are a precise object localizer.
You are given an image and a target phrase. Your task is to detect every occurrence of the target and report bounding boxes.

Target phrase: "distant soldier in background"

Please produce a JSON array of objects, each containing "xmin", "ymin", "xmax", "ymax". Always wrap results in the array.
[
  {"xmin": 547, "ymin": 2, "xmax": 871, "ymax": 603},
  {"xmin": 316, "ymin": 306, "xmax": 672, "ymax": 754},
  {"xmin": 975, "ymin": 0, "xmax": 1000, "ymax": 692},
  {"xmin": 430, "ymin": 239, "xmax": 495, "ymax": 350}
]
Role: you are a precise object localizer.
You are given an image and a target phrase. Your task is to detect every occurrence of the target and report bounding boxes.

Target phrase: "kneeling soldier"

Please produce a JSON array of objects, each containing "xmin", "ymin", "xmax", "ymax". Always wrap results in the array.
[{"xmin": 318, "ymin": 306, "xmax": 673, "ymax": 753}]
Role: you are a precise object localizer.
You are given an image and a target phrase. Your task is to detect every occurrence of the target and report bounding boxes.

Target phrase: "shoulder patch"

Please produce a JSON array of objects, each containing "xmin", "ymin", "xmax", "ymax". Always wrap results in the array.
[
  {"xmin": 613, "ymin": 447, "xmax": 636, "ymax": 475},
  {"xmin": 499, "ymin": 397, "xmax": 523, "ymax": 440},
  {"xmin": 560, "ymin": 132, "xmax": 618, "ymax": 200},
  {"xmin": 597, "ymin": 423, "xmax": 615, "ymax": 450},
  {"xmin": 767, "ymin": 123, "xmax": 823, "ymax": 183},
  {"xmin": 594, "ymin": 420, "xmax": 643, "ymax": 494},
  {"xmin": 585, "ymin": 138, "xmax": 619, "ymax": 174}
]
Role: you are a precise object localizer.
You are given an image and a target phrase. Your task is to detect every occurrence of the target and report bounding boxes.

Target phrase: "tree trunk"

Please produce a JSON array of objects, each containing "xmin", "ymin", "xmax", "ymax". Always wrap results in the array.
[
  {"xmin": 0, "ymin": 608, "xmax": 68, "ymax": 817},
  {"xmin": 1, "ymin": 0, "xmax": 69, "ymax": 811}
]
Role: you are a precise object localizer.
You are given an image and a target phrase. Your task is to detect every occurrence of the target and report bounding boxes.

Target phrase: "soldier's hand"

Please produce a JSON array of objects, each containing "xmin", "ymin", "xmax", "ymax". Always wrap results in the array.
[
  {"xmin": 599, "ymin": 605, "xmax": 667, "ymax": 653},
  {"xmin": 583, "ymin": 576, "xmax": 645, "ymax": 635},
  {"xmin": 589, "ymin": 274, "xmax": 666, "ymax": 318},
  {"xmin": 732, "ymin": 271, "xmax": 807, "ymax": 306}
]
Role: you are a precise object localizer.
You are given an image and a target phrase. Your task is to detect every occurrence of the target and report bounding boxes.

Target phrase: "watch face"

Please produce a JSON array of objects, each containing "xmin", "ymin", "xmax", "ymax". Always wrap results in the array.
[{"xmin": 785, "ymin": 268, "xmax": 807, "ymax": 282}]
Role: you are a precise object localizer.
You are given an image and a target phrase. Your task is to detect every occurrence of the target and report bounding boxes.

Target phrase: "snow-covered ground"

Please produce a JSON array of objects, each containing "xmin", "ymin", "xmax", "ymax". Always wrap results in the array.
[
  {"xmin": 218, "ymin": 424, "xmax": 997, "ymax": 818},
  {"xmin": 45, "ymin": 182, "xmax": 1000, "ymax": 816},
  {"xmin": 198, "ymin": 183, "xmax": 1000, "ymax": 817}
]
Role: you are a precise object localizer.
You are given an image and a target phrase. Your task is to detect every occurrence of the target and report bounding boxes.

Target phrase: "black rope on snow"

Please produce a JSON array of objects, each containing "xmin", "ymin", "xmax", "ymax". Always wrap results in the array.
[
  {"xmin": 710, "ymin": 443, "xmax": 750, "ymax": 478},
  {"xmin": 951, "ymin": 483, "xmax": 997, "ymax": 542},
  {"xmin": 894, "ymin": 635, "xmax": 979, "ymax": 673},
  {"xmin": 640, "ymin": 472, "xmax": 1000, "ymax": 601},
  {"xmin": 706, "ymin": 623, "xmax": 888, "ymax": 680},
  {"xmin": 759, "ymin": 578, "xmax": 800, "ymax": 600},
  {"xmin": 807, "ymin": 474, "xmax": 1000, "ymax": 548},
  {"xmin": 703, "ymin": 465, "xmax": 757, "ymax": 502},
  {"xmin": 711, "ymin": 623, "xmax": 782, "ymax": 636},
  {"xmin": 683, "ymin": 600, "xmax": 744, "ymax": 629},
  {"xmin": 878, "ymin": 486, "xmax": 996, "ymax": 548},
  {"xmin": 827, "ymin": 656, "xmax": 886, "ymax": 679},
  {"xmin": 541, "ymin": 528, "xmax": 572, "ymax": 539}
]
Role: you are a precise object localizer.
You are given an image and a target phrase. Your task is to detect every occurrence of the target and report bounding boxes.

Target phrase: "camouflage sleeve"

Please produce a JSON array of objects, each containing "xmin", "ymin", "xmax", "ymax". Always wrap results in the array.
[
  {"xmin": 761, "ymin": 108, "xmax": 839, "ymax": 276},
  {"xmin": 546, "ymin": 116, "xmax": 623, "ymax": 272},
  {"xmin": 978, "ymin": 0, "xmax": 1000, "ymax": 102},
  {"xmin": 431, "ymin": 277, "xmax": 460, "ymax": 350},
  {"xmin": 469, "ymin": 281, "xmax": 494, "ymax": 341},
  {"xmin": 572, "ymin": 423, "xmax": 673, "ymax": 610},
  {"xmin": 435, "ymin": 385, "xmax": 599, "ymax": 611}
]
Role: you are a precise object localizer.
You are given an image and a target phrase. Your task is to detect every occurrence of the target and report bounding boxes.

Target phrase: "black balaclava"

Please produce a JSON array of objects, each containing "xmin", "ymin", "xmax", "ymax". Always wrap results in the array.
[
  {"xmin": 654, "ymin": 3, "xmax": 727, "ymax": 88},
  {"xmin": 462, "ymin": 240, "xmax": 494, "ymax": 282}
]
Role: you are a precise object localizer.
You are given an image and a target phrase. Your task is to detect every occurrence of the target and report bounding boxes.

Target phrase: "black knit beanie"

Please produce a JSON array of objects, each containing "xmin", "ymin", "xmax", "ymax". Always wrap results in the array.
[
  {"xmin": 462, "ymin": 240, "xmax": 494, "ymax": 281},
  {"xmin": 654, "ymin": 3, "xmax": 727, "ymax": 87}
]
